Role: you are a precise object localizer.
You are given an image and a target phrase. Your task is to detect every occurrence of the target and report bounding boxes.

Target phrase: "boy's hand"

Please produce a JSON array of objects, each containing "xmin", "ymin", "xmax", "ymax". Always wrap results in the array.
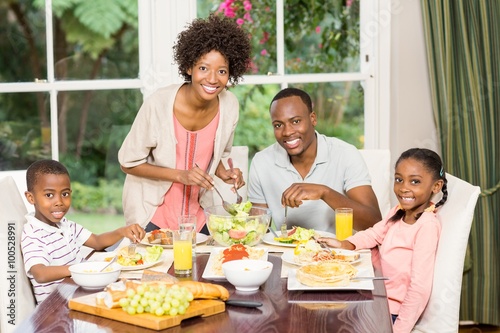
[{"xmin": 124, "ymin": 224, "xmax": 146, "ymax": 243}]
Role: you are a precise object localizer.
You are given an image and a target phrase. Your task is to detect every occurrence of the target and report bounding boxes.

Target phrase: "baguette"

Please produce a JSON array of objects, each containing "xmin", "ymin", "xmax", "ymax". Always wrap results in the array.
[{"xmin": 176, "ymin": 281, "xmax": 229, "ymax": 301}]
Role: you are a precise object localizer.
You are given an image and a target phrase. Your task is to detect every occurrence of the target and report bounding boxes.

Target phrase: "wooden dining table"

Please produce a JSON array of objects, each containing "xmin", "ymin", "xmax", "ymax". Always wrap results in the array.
[{"xmin": 14, "ymin": 245, "xmax": 393, "ymax": 333}]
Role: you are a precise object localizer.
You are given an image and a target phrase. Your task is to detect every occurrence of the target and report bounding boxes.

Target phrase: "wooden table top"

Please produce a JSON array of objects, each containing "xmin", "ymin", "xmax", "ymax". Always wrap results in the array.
[{"xmin": 14, "ymin": 253, "xmax": 393, "ymax": 333}]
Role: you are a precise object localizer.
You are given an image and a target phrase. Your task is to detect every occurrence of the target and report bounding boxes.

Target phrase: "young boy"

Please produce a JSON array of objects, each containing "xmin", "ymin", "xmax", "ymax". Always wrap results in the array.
[{"xmin": 21, "ymin": 159, "xmax": 145, "ymax": 304}]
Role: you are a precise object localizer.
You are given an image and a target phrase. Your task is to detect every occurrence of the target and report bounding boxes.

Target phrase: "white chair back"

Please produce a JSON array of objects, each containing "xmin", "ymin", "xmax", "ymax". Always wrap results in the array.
[
  {"xmin": 359, "ymin": 149, "xmax": 392, "ymax": 217},
  {"xmin": 412, "ymin": 173, "xmax": 480, "ymax": 333},
  {"xmin": 0, "ymin": 176, "xmax": 36, "ymax": 332},
  {"xmin": 213, "ymin": 146, "xmax": 249, "ymax": 204}
]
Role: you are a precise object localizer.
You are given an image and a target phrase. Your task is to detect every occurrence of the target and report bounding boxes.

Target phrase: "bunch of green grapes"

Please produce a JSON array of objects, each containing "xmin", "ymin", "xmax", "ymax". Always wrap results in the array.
[{"xmin": 118, "ymin": 284, "xmax": 194, "ymax": 316}]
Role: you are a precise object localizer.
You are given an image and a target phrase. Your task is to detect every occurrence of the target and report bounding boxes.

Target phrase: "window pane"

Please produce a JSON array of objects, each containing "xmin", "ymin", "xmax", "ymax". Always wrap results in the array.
[
  {"xmin": 197, "ymin": 1, "xmax": 278, "ymax": 75},
  {"xmin": 54, "ymin": 2, "xmax": 139, "ymax": 80},
  {"xmin": 289, "ymin": 82, "xmax": 365, "ymax": 148},
  {"xmin": 229, "ymin": 84, "xmax": 280, "ymax": 158},
  {"xmin": 0, "ymin": 2, "xmax": 139, "ymax": 82},
  {"xmin": 284, "ymin": 0, "xmax": 360, "ymax": 74},
  {"xmin": 0, "ymin": 92, "xmax": 51, "ymax": 170},
  {"xmin": 0, "ymin": 4, "xmax": 47, "ymax": 83},
  {"xmin": 57, "ymin": 89, "xmax": 141, "ymax": 181},
  {"xmin": 229, "ymin": 82, "xmax": 364, "ymax": 159}
]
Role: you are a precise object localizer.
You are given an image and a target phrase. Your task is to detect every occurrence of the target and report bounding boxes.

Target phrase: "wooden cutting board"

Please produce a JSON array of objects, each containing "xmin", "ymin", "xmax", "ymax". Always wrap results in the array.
[{"xmin": 69, "ymin": 293, "xmax": 225, "ymax": 330}]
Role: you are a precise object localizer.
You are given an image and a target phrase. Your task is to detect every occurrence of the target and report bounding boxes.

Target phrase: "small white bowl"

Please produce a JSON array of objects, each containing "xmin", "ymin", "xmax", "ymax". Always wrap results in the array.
[
  {"xmin": 69, "ymin": 261, "xmax": 121, "ymax": 290},
  {"xmin": 222, "ymin": 259, "xmax": 273, "ymax": 291}
]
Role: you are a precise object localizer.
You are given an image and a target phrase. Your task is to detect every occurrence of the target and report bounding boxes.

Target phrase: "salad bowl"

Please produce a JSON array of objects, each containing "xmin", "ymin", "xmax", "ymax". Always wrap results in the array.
[{"xmin": 205, "ymin": 203, "xmax": 271, "ymax": 247}]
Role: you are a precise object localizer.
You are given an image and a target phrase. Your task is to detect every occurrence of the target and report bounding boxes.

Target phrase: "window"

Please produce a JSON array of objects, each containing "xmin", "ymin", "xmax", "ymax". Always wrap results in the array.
[{"xmin": 0, "ymin": 0, "xmax": 390, "ymax": 219}]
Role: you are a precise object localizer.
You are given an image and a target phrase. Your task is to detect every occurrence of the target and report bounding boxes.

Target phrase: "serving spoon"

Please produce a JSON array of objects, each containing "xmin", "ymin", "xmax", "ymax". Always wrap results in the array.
[{"xmin": 195, "ymin": 163, "xmax": 237, "ymax": 215}]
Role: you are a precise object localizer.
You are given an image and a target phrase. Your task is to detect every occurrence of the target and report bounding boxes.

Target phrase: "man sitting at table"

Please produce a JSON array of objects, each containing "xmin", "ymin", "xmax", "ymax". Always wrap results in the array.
[
  {"xmin": 20, "ymin": 160, "xmax": 145, "ymax": 304},
  {"xmin": 247, "ymin": 88, "xmax": 381, "ymax": 233}
]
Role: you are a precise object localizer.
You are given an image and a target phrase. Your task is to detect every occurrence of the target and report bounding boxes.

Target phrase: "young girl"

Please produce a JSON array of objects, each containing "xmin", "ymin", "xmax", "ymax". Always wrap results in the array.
[
  {"xmin": 21, "ymin": 160, "xmax": 145, "ymax": 304},
  {"xmin": 319, "ymin": 148, "xmax": 448, "ymax": 333},
  {"xmin": 118, "ymin": 14, "xmax": 252, "ymax": 233}
]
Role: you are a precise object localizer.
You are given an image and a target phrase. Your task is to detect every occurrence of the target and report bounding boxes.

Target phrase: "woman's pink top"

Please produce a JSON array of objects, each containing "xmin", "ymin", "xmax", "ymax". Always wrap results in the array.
[
  {"xmin": 347, "ymin": 205, "xmax": 441, "ymax": 333},
  {"xmin": 151, "ymin": 111, "xmax": 220, "ymax": 232}
]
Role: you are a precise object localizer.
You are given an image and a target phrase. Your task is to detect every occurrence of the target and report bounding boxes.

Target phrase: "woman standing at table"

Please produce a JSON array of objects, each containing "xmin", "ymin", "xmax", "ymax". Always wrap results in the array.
[
  {"xmin": 118, "ymin": 14, "xmax": 251, "ymax": 234},
  {"xmin": 319, "ymin": 148, "xmax": 448, "ymax": 332}
]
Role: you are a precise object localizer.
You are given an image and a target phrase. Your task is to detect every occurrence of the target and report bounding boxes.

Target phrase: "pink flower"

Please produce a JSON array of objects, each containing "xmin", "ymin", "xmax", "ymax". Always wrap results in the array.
[
  {"xmin": 259, "ymin": 31, "xmax": 269, "ymax": 44},
  {"xmin": 224, "ymin": 8, "xmax": 236, "ymax": 18},
  {"xmin": 318, "ymin": 43, "xmax": 323, "ymax": 49},
  {"xmin": 236, "ymin": 18, "xmax": 245, "ymax": 26},
  {"xmin": 244, "ymin": 12, "xmax": 253, "ymax": 22},
  {"xmin": 346, "ymin": 0, "xmax": 353, "ymax": 7},
  {"xmin": 260, "ymin": 49, "xmax": 268, "ymax": 56},
  {"xmin": 244, "ymin": 0, "xmax": 252, "ymax": 11},
  {"xmin": 315, "ymin": 26, "xmax": 321, "ymax": 34}
]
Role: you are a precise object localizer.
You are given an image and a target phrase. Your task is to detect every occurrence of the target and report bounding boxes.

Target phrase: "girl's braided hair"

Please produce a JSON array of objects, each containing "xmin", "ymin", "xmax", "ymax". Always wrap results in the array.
[
  {"xmin": 389, "ymin": 148, "xmax": 448, "ymax": 222},
  {"xmin": 173, "ymin": 13, "xmax": 252, "ymax": 86}
]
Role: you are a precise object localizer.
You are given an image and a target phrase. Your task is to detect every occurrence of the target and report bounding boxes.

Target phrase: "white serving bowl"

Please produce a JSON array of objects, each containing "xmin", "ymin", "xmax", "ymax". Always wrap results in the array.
[
  {"xmin": 69, "ymin": 261, "xmax": 121, "ymax": 290},
  {"xmin": 205, "ymin": 205, "xmax": 271, "ymax": 247},
  {"xmin": 222, "ymin": 259, "xmax": 273, "ymax": 291}
]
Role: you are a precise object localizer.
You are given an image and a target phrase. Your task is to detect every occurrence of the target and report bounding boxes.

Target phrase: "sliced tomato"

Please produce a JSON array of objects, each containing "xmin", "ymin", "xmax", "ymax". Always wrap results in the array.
[
  {"xmin": 228, "ymin": 229, "xmax": 248, "ymax": 240},
  {"xmin": 287, "ymin": 227, "xmax": 297, "ymax": 236},
  {"xmin": 136, "ymin": 259, "xmax": 144, "ymax": 265}
]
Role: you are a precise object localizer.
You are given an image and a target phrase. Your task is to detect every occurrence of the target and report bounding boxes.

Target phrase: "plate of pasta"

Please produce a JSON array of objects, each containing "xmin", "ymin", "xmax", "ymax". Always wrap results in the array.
[{"xmin": 202, "ymin": 245, "xmax": 268, "ymax": 281}]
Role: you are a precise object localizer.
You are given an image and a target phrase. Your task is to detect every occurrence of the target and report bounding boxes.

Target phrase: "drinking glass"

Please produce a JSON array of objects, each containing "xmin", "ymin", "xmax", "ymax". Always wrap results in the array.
[
  {"xmin": 173, "ymin": 230, "xmax": 193, "ymax": 276},
  {"xmin": 178, "ymin": 215, "xmax": 197, "ymax": 251},
  {"xmin": 335, "ymin": 208, "xmax": 353, "ymax": 241}
]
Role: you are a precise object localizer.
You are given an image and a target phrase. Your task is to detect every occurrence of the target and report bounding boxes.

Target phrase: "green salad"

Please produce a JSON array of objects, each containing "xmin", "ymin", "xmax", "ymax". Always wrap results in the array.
[{"xmin": 207, "ymin": 201, "xmax": 270, "ymax": 246}]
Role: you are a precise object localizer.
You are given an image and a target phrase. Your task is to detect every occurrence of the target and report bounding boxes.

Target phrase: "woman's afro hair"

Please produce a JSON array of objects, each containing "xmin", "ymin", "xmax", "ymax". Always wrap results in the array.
[{"xmin": 173, "ymin": 13, "xmax": 252, "ymax": 86}]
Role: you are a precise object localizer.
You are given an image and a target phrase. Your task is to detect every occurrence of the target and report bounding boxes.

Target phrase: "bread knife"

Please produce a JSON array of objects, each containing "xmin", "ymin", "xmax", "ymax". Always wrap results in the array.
[{"xmin": 225, "ymin": 299, "xmax": 263, "ymax": 308}]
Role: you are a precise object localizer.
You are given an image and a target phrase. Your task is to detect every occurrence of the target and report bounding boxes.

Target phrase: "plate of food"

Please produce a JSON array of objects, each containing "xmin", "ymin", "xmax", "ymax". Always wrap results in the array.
[
  {"xmin": 281, "ymin": 247, "xmax": 361, "ymax": 266},
  {"xmin": 140, "ymin": 229, "xmax": 208, "ymax": 248},
  {"xmin": 92, "ymin": 245, "xmax": 165, "ymax": 271},
  {"xmin": 202, "ymin": 245, "xmax": 268, "ymax": 281},
  {"xmin": 287, "ymin": 257, "xmax": 375, "ymax": 291},
  {"xmin": 262, "ymin": 227, "xmax": 336, "ymax": 247}
]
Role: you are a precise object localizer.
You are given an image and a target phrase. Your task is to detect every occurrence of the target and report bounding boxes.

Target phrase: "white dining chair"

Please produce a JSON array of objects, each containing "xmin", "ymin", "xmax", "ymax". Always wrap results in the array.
[
  {"xmin": 359, "ymin": 149, "xmax": 392, "ymax": 217},
  {"xmin": 412, "ymin": 173, "xmax": 481, "ymax": 333},
  {"xmin": 0, "ymin": 176, "xmax": 36, "ymax": 333}
]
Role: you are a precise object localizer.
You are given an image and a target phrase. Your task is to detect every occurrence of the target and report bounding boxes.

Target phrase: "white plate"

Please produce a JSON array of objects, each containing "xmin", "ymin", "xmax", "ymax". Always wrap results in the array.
[
  {"xmin": 140, "ymin": 232, "xmax": 208, "ymax": 248},
  {"xmin": 262, "ymin": 230, "xmax": 336, "ymax": 248},
  {"xmin": 202, "ymin": 246, "xmax": 269, "ymax": 281},
  {"xmin": 287, "ymin": 253, "xmax": 375, "ymax": 291},
  {"xmin": 90, "ymin": 248, "xmax": 165, "ymax": 271},
  {"xmin": 281, "ymin": 250, "xmax": 361, "ymax": 267}
]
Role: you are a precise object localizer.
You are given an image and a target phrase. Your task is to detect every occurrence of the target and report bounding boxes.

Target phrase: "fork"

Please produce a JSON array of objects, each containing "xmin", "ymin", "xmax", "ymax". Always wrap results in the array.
[
  {"xmin": 128, "ymin": 242, "xmax": 137, "ymax": 256},
  {"xmin": 228, "ymin": 158, "xmax": 243, "ymax": 204},
  {"xmin": 280, "ymin": 206, "xmax": 288, "ymax": 237}
]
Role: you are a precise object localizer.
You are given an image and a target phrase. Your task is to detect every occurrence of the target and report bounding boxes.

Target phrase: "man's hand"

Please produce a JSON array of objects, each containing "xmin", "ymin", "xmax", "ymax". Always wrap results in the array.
[{"xmin": 281, "ymin": 183, "xmax": 327, "ymax": 207}]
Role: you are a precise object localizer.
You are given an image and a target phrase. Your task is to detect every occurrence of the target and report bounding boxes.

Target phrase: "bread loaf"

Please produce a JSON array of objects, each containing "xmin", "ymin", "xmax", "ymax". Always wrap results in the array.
[{"xmin": 176, "ymin": 281, "xmax": 229, "ymax": 301}]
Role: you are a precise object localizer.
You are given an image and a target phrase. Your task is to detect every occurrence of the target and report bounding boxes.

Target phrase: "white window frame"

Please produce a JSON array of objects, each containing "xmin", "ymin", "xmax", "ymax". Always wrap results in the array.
[{"xmin": 0, "ymin": 0, "xmax": 390, "ymax": 174}]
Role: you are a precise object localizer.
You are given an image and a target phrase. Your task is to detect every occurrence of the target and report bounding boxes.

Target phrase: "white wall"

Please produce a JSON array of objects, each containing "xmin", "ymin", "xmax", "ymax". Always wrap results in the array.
[{"xmin": 388, "ymin": 0, "xmax": 439, "ymax": 205}]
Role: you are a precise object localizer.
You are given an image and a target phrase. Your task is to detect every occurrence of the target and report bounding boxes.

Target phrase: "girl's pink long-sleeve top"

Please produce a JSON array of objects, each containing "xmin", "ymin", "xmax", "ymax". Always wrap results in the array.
[{"xmin": 347, "ymin": 205, "xmax": 441, "ymax": 333}]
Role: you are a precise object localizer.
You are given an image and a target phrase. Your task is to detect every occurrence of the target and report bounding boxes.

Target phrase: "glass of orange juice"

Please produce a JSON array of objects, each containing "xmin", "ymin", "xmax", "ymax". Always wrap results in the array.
[
  {"xmin": 173, "ymin": 230, "xmax": 193, "ymax": 276},
  {"xmin": 335, "ymin": 208, "xmax": 353, "ymax": 241}
]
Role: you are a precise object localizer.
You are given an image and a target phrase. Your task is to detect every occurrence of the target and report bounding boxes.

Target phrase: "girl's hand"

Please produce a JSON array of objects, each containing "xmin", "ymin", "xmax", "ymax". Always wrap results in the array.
[{"xmin": 317, "ymin": 237, "xmax": 343, "ymax": 248}]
